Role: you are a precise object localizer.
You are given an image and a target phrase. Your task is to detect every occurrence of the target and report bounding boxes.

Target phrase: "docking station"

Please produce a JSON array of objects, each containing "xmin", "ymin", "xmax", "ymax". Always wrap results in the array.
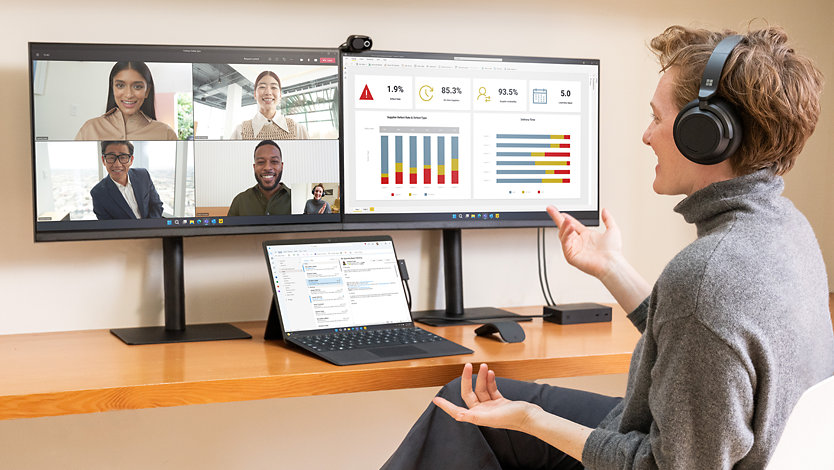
[{"xmin": 543, "ymin": 303, "xmax": 612, "ymax": 325}]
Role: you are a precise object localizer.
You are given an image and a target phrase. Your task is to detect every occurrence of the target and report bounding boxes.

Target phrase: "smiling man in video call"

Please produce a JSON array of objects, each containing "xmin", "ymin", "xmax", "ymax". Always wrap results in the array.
[
  {"xmin": 227, "ymin": 139, "xmax": 292, "ymax": 216},
  {"xmin": 90, "ymin": 140, "xmax": 163, "ymax": 220}
]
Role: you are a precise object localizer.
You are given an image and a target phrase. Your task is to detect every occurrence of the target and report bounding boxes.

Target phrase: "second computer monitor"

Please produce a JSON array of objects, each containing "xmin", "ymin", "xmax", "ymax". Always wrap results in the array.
[{"xmin": 340, "ymin": 50, "xmax": 600, "ymax": 229}]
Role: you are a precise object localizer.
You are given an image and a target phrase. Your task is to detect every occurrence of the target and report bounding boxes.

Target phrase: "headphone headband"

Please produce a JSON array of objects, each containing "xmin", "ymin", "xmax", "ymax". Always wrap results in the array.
[{"xmin": 698, "ymin": 35, "xmax": 743, "ymax": 102}]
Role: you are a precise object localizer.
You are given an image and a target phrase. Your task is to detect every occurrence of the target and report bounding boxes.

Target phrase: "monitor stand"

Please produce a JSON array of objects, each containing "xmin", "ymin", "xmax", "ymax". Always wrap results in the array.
[
  {"xmin": 412, "ymin": 229, "xmax": 525, "ymax": 326},
  {"xmin": 110, "ymin": 236, "xmax": 252, "ymax": 345}
]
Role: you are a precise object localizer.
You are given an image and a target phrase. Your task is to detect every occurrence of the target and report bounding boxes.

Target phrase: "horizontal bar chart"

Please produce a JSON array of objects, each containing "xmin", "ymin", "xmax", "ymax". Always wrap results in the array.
[
  {"xmin": 496, "ymin": 134, "xmax": 570, "ymax": 139},
  {"xmin": 497, "ymin": 169, "xmax": 570, "ymax": 175},
  {"xmin": 496, "ymin": 161, "xmax": 569, "ymax": 166},
  {"xmin": 497, "ymin": 143, "xmax": 570, "ymax": 148},
  {"xmin": 497, "ymin": 152, "xmax": 570, "ymax": 157},
  {"xmin": 494, "ymin": 132, "xmax": 572, "ymax": 185},
  {"xmin": 496, "ymin": 178, "xmax": 570, "ymax": 183}
]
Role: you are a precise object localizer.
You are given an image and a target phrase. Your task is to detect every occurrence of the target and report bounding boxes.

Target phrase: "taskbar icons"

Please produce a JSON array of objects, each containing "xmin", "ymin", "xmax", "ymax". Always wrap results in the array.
[
  {"xmin": 451, "ymin": 213, "xmax": 500, "ymax": 220},
  {"xmin": 347, "ymin": 209, "xmax": 502, "ymax": 220},
  {"xmin": 166, "ymin": 218, "xmax": 224, "ymax": 227}
]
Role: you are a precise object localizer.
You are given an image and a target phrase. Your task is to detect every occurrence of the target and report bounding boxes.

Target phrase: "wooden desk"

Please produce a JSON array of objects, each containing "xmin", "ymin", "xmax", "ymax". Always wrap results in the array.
[{"xmin": 0, "ymin": 305, "xmax": 640, "ymax": 421}]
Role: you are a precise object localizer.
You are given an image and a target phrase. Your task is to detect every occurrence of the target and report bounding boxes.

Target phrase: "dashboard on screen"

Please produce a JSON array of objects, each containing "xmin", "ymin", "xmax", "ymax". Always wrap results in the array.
[
  {"xmin": 340, "ymin": 50, "xmax": 600, "ymax": 228},
  {"xmin": 30, "ymin": 43, "xmax": 340, "ymax": 241}
]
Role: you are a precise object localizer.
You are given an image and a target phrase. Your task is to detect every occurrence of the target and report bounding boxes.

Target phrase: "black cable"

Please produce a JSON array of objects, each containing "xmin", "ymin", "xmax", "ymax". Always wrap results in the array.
[
  {"xmin": 403, "ymin": 279, "xmax": 412, "ymax": 312},
  {"xmin": 537, "ymin": 228, "xmax": 550, "ymax": 305},
  {"xmin": 537, "ymin": 228, "xmax": 556, "ymax": 306},
  {"xmin": 541, "ymin": 227, "xmax": 557, "ymax": 306},
  {"xmin": 398, "ymin": 259, "xmax": 412, "ymax": 311}
]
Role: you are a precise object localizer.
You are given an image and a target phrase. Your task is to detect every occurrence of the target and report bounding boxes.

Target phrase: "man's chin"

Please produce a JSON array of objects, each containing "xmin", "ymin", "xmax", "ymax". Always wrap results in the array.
[{"xmin": 258, "ymin": 182, "xmax": 280, "ymax": 192}]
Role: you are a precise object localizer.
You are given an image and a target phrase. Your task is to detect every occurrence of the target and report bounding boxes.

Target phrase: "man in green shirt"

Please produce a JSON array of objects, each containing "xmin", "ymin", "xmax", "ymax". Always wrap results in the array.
[{"xmin": 227, "ymin": 140, "xmax": 292, "ymax": 216}]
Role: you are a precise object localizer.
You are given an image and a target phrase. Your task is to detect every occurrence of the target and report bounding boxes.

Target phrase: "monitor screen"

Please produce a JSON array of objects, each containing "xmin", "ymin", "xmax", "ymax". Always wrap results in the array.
[
  {"xmin": 340, "ymin": 50, "xmax": 600, "ymax": 228},
  {"xmin": 30, "ymin": 43, "xmax": 341, "ymax": 241}
]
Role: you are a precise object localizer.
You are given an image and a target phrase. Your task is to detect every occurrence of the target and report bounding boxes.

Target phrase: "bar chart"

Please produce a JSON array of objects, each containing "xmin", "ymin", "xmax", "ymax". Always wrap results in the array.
[
  {"xmin": 494, "ymin": 134, "xmax": 571, "ymax": 184},
  {"xmin": 379, "ymin": 126, "xmax": 460, "ymax": 186}
]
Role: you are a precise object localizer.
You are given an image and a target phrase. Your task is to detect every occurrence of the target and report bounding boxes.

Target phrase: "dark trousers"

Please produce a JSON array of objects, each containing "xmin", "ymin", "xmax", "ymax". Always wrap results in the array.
[{"xmin": 381, "ymin": 377, "xmax": 622, "ymax": 470}]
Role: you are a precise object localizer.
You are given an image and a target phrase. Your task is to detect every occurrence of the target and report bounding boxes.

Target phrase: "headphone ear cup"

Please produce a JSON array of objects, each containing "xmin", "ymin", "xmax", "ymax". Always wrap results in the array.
[
  {"xmin": 674, "ymin": 98, "xmax": 742, "ymax": 165},
  {"xmin": 709, "ymin": 98, "xmax": 743, "ymax": 162}
]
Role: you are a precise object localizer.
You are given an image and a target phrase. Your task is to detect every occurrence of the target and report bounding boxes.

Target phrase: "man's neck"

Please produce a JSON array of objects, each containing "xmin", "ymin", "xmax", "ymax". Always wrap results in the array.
[
  {"xmin": 259, "ymin": 183, "xmax": 281, "ymax": 200},
  {"xmin": 111, "ymin": 173, "xmax": 129, "ymax": 187}
]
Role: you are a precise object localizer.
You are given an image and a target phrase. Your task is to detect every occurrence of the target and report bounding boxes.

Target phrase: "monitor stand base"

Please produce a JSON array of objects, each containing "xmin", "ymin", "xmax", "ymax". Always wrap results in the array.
[
  {"xmin": 110, "ymin": 323, "xmax": 251, "ymax": 345},
  {"xmin": 413, "ymin": 307, "xmax": 529, "ymax": 327}
]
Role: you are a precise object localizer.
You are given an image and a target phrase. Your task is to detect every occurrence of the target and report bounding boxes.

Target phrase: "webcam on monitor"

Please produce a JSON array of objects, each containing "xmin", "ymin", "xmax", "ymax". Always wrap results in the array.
[{"xmin": 341, "ymin": 35, "xmax": 373, "ymax": 52}]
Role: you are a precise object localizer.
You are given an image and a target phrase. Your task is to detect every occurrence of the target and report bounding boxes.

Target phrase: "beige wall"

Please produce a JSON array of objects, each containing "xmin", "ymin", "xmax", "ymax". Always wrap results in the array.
[{"xmin": 0, "ymin": 0, "xmax": 831, "ymax": 468}]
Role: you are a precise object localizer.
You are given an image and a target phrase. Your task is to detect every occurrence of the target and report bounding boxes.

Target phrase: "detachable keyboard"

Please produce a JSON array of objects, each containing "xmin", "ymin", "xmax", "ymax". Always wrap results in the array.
[{"xmin": 295, "ymin": 327, "xmax": 444, "ymax": 352}]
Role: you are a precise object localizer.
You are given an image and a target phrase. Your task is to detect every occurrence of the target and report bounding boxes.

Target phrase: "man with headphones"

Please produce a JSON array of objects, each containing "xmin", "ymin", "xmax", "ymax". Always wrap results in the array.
[{"xmin": 383, "ymin": 25, "xmax": 833, "ymax": 470}]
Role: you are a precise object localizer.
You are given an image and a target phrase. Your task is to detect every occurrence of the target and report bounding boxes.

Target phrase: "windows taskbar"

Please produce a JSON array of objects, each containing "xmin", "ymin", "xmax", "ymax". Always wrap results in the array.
[
  {"xmin": 34, "ymin": 210, "xmax": 599, "ymax": 239},
  {"xmin": 36, "ymin": 213, "xmax": 340, "ymax": 232}
]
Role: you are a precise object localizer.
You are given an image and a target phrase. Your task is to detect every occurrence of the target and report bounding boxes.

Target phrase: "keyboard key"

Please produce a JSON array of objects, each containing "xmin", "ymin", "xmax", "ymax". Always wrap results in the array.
[{"xmin": 297, "ymin": 327, "xmax": 441, "ymax": 352}]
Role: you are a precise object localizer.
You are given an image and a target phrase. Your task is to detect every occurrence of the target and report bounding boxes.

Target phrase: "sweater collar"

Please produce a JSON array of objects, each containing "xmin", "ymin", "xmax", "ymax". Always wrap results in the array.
[
  {"xmin": 673, "ymin": 169, "xmax": 784, "ymax": 232},
  {"xmin": 104, "ymin": 107, "xmax": 153, "ymax": 124}
]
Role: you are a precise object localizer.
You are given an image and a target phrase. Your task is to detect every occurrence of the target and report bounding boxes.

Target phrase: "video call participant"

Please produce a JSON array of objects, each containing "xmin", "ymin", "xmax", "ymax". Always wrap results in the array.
[
  {"xmin": 382, "ymin": 25, "xmax": 834, "ymax": 469},
  {"xmin": 90, "ymin": 141, "xmax": 164, "ymax": 220},
  {"xmin": 303, "ymin": 183, "xmax": 331, "ymax": 214},
  {"xmin": 75, "ymin": 61, "xmax": 177, "ymax": 141},
  {"xmin": 227, "ymin": 140, "xmax": 291, "ymax": 216},
  {"xmin": 230, "ymin": 71, "xmax": 309, "ymax": 140}
]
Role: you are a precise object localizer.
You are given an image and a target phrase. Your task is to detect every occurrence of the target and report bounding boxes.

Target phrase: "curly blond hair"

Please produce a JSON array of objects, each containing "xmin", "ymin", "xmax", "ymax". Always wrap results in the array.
[{"xmin": 649, "ymin": 25, "xmax": 823, "ymax": 175}]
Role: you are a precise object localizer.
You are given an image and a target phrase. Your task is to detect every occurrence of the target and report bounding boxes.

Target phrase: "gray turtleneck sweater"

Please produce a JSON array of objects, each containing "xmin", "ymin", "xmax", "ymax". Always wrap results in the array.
[{"xmin": 582, "ymin": 170, "xmax": 834, "ymax": 469}]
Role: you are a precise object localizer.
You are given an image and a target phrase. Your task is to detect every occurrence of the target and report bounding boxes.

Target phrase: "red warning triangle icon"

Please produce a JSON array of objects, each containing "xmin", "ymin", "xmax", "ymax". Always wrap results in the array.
[{"xmin": 360, "ymin": 84, "xmax": 374, "ymax": 100}]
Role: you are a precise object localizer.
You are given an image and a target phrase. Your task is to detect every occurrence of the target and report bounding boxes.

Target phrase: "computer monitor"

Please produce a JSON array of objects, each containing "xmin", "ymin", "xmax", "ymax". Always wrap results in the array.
[
  {"xmin": 30, "ymin": 42, "xmax": 341, "ymax": 343},
  {"xmin": 340, "ymin": 50, "xmax": 600, "ymax": 323}
]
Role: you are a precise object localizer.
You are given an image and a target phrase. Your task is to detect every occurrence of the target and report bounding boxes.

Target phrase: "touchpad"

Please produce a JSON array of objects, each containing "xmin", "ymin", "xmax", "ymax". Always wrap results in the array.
[{"xmin": 369, "ymin": 345, "xmax": 424, "ymax": 357}]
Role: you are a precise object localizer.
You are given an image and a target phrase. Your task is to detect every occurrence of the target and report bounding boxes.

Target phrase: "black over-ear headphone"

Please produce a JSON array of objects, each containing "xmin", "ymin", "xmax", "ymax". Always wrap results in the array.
[{"xmin": 673, "ymin": 35, "xmax": 744, "ymax": 165}]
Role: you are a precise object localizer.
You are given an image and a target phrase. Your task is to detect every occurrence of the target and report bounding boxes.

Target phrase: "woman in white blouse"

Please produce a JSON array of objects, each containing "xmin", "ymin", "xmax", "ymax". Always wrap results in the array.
[{"xmin": 230, "ymin": 71, "xmax": 309, "ymax": 140}]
